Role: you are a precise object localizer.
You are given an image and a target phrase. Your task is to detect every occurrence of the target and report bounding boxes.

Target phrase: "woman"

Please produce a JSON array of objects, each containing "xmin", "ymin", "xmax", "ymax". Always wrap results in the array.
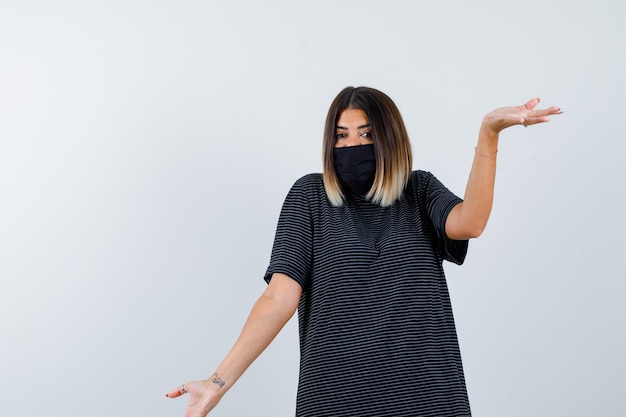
[{"xmin": 166, "ymin": 87, "xmax": 562, "ymax": 416}]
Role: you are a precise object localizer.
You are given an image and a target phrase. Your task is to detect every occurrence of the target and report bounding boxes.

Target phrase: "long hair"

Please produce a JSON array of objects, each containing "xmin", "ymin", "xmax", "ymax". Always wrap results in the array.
[{"xmin": 322, "ymin": 86, "xmax": 413, "ymax": 206}]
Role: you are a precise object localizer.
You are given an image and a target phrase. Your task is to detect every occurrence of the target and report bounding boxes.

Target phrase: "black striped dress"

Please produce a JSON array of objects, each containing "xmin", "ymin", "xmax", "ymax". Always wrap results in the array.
[{"xmin": 264, "ymin": 170, "xmax": 471, "ymax": 417}]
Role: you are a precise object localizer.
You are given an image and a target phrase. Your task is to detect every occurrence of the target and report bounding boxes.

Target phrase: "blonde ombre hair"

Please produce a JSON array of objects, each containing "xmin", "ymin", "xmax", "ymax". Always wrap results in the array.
[{"xmin": 323, "ymin": 87, "xmax": 413, "ymax": 206}]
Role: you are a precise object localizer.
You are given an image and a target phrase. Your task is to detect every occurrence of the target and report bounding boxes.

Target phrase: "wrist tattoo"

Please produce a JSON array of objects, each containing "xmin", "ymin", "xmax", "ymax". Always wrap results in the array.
[{"xmin": 211, "ymin": 373, "xmax": 225, "ymax": 388}]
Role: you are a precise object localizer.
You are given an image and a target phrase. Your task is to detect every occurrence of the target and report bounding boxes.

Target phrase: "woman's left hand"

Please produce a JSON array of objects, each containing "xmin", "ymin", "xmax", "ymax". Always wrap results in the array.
[
  {"xmin": 482, "ymin": 98, "xmax": 562, "ymax": 135},
  {"xmin": 166, "ymin": 379, "xmax": 223, "ymax": 417}
]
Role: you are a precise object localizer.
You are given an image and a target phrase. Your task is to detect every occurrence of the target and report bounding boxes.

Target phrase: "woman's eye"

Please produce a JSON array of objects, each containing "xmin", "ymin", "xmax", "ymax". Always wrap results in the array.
[
  {"xmin": 335, "ymin": 133, "xmax": 347, "ymax": 139},
  {"xmin": 361, "ymin": 131, "xmax": 372, "ymax": 138}
]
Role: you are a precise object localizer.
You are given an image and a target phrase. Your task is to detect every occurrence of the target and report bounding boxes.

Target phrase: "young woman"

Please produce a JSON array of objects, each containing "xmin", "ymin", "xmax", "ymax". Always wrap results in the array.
[{"xmin": 167, "ymin": 86, "xmax": 562, "ymax": 416}]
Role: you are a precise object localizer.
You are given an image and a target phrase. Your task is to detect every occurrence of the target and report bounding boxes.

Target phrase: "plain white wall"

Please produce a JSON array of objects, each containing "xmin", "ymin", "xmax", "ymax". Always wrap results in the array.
[{"xmin": 1, "ymin": 1, "xmax": 624, "ymax": 416}]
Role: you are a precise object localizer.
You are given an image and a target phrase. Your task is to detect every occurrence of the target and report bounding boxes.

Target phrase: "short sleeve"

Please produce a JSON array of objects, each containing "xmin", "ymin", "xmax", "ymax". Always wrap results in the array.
[
  {"xmin": 417, "ymin": 171, "xmax": 468, "ymax": 265},
  {"xmin": 263, "ymin": 176, "xmax": 314, "ymax": 288}
]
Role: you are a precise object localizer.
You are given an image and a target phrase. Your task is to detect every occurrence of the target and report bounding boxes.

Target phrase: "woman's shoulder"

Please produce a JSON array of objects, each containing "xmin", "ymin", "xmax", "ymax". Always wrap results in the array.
[
  {"xmin": 281, "ymin": 173, "xmax": 327, "ymax": 209},
  {"xmin": 294, "ymin": 173, "xmax": 323, "ymax": 186},
  {"xmin": 296, "ymin": 172, "xmax": 322, "ymax": 184},
  {"xmin": 285, "ymin": 173, "xmax": 325, "ymax": 198},
  {"xmin": 409, "ymin": 170, "xmax": 435, "ymax": 188},
  {"xmin": 411, "ymin": 169, "xmax": 434, "ymax": 179}
]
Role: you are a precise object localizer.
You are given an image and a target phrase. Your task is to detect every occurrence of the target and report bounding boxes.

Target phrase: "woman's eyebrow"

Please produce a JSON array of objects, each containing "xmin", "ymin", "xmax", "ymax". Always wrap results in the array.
[{"xmin": 336, "ymin": 123, "xmax": 371, "ymax": 130}]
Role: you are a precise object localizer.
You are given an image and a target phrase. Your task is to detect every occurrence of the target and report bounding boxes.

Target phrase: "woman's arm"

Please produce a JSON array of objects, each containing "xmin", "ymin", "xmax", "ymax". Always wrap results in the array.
[
  {"xmin": 445, "ymin": 98, "xmax": 562, "ymax": 240},
  {"xmin": 166, "ymin": 272, "xmax": 302, "ymax": 417}
]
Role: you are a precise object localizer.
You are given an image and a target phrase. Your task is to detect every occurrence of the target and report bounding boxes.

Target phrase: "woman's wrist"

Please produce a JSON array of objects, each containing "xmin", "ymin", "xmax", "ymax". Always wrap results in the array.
[
  {"xmin": 201, "ymin": 372, "xmax": 228, "ymax": 402},
  {"xmin": 209, "ymin": 373, "xmax": 226, "ymax": 389},
  {"xmin": 476, "ymin": 123, "xmax": 499, "ymax": 154},
  {"xmin": 474, "ymin": 147, "xmax": 498, "ymax": 158}
]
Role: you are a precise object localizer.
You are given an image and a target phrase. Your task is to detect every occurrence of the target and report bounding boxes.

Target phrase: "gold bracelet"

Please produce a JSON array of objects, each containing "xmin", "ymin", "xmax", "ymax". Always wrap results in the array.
[{"xmin": 474, "ymin": 146, "xmax": 498, "ymax": 157}]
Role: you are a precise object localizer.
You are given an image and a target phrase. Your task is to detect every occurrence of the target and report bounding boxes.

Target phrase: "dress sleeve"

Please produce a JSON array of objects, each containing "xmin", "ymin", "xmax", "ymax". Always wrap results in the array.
[
  {"xmin": 418, "ymin": 171, "xmax": 468, "ymax": 265},
  {"xmin": 263, "ymin": 176, "xmax": 314, "ymax": 288}
]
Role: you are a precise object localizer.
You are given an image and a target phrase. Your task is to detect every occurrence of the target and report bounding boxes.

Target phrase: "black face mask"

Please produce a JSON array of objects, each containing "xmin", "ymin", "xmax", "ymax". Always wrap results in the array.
[{"xmin": 333, "ymin": 144, "xmax": 376, "ymax": 196}]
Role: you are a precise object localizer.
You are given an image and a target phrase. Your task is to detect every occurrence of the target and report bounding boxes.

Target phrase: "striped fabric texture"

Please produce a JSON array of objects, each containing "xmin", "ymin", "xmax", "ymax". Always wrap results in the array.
[{"xmin": 265, "ymin": 171, "xmax": 471, "ymax": 417}]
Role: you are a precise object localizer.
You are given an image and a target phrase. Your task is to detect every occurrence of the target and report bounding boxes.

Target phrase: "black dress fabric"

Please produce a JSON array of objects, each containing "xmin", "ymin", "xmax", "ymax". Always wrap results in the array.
[{"xmin": 264, "ymin": 170, "xmax": 471, "ymax": 417}]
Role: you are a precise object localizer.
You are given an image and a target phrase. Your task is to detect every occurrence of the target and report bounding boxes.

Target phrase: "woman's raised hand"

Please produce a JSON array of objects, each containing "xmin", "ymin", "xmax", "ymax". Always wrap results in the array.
[
  {"xmin": 166, "ymin": 379, "xmax": 223, "ymax": 417},
  {"xmin": 482, "ymin": 98, "xmax": 562, "ymax": 135}
]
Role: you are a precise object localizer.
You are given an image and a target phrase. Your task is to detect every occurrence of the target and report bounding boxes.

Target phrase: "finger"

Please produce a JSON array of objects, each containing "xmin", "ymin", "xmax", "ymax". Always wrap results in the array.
[
  {"xmin": 522, "ymin": 97, "xmax": 541, "ymax": 111},
  {"xmin": 523, "ymin": 116, "xmax": 552, "ymax": 126},
  {"xmin": 535, "ymin": 105, "xmax": 563, "ymax": 116},
  {"xmin": 526, "ymin": 107, "xmax": 563, "ymax": 124},
  {"xmin": 544, "ymin": 105, "xmax": 563, "ymax": 115},
  {"xmin": 165, "ymin": 385, "xmax": 186, "ymax": 398}
]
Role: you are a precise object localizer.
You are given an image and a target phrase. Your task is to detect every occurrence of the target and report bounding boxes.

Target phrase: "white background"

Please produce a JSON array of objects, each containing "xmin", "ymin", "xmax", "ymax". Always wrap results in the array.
[{"xmin": 1, "ymin": 1, "xmax": 624, "ymax": 416}]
